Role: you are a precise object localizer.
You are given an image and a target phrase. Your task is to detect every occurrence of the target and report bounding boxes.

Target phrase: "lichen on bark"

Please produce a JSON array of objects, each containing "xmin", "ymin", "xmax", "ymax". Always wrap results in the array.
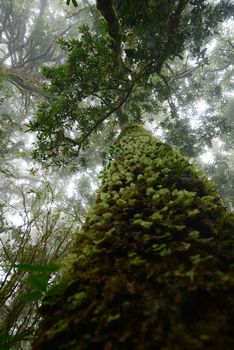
[{"xmin": 33, "ymin": 125, "xmax": 234, "ymax": 350}]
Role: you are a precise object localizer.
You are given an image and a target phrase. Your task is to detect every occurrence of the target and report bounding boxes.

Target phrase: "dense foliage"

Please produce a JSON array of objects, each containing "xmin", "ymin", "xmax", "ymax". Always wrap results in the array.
[{"xmin": 29, "ymin": 0, "xmax": 234, "ymax": 169}]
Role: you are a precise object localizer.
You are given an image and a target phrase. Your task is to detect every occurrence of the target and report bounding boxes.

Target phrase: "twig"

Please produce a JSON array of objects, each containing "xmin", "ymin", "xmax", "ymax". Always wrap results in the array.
[{"xmin": 63, "ymin": 83, "xmax": 134, "ymax": 165}]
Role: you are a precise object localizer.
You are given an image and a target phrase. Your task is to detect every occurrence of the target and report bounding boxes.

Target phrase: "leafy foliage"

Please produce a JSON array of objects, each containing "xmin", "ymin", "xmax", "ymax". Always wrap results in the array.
[
  {"xmin": 28, "ymin": 25, "xmax": 131, "ymax": 167},
  {"xmin": 117, "ymin": 0, "xmax": 234, "ymax": 67},
  {"xmin": 29, "ymin": 0, "xmax": 234, "ymax": 167}
]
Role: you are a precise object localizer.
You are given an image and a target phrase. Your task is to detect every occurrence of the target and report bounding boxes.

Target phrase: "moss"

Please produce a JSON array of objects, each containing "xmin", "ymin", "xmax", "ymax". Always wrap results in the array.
[
  {"xmin": 33, "ymin": 125, "xmax": 234, "ymax": 350},
  {"xmin": 67, "ymin": 291, "xmax": 88, "ymax": 310}
]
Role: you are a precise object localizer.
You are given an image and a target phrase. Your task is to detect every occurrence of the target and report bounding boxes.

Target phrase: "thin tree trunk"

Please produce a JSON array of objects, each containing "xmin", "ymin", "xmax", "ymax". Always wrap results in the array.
[{"xmin": 33, "ymin": 124, "xmax": 234, "ymax": 349}]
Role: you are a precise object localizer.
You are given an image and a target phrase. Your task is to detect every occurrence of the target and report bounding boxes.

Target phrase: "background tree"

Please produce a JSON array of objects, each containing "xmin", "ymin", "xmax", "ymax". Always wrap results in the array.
[
  {"xmin": 0, "ymin": 1, "xmax": 100, "ymax": 348},
  {"xmin": 0, "ymin": 175, "xmax": 83, "ymax": 348}
]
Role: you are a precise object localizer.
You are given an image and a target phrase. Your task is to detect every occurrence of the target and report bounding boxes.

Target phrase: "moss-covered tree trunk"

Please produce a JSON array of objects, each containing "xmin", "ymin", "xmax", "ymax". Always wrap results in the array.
[{"xmin": 33, "ymin": 125, "xmax": 234, "ymax": 349}]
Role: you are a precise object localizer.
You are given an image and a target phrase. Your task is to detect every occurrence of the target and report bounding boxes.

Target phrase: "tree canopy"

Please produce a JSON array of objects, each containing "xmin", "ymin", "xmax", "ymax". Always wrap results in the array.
[{"xmin": 28, "ymin": 0, "xmax": 234, "ymax": 169}]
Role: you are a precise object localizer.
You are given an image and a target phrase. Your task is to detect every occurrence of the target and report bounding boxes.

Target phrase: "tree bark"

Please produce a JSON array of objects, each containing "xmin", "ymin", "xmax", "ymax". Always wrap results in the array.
[{"xmin": 33, "ymin": 124, "xmax": 234, "ymax": 349}]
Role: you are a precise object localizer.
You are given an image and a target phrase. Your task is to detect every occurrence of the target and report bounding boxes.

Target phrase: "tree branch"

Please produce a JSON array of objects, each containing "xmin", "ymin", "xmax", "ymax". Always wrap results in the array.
[
  {"xmin": 96, "ymin": 0, "xmax": 122, "ymax": 67},
  {"xmin": 3, "ymin": 66, "xmax": 52, "ymax": 101},
  {"xmin": 79, "ymin": 84, "xmax": 133, "ymax": 145},
  {"xmin": 63, "ymin": 84, "xmax": 134, "ymax": 164},
  {"xmin": 156, "ymin": 0, "xmax": 189, "ymax": 74}
]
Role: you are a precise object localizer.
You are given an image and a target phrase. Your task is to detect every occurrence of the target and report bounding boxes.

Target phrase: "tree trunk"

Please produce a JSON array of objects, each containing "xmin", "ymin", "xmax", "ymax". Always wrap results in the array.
[{"xmin": 33, "ymin": 125, "xmax": 234, "ymax": 349}]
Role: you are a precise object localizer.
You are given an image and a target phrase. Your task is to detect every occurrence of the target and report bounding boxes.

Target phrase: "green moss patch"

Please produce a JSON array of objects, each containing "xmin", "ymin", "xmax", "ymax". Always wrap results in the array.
[{"xmin": 33, "ymin": 125, "xmax": 234, "ymax": 350}]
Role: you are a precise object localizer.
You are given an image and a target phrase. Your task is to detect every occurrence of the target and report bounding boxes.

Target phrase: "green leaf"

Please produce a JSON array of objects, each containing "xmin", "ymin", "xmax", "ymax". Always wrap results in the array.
[
  {"xmin": 0, "ymin": 334, "xmax": 14, "ymax": 349},
  {"xmin": 0, "ymin": 331, "xmax": 33, "ymax": 348},
  {"xmin": 188, "ymin": 209, "xmax": 200, "ymax": 218},
  {"xmin": 189, "ymin": 230, "xmax": 200, "ymax": 239},
  {"xmin": 19, "ymin": 291, "xmax": 42, "ymax": 302},
  {"xmin": 156, "ymin": 232, "xmax": 172, "ymax": 240},
  {"xmin": 0, "ymin": 343, "xmax": 11, "ymax": 350},
  {"xmin": 152, "ymin": 243, "xmax": 167, "ymax": 252},
  {"xmin": 26, "ymin": 274, "xmax": 50, "ymax": 292},
  {"xmin": 66, "ymin": 0, "xmax": 78, "ymax": 7},
  {"xmin": 197, "ymin": 237, "xmax": 214, "ymax": 244},
  {"xmin": 0, "ymin": 334, "xmax": 13, "ymax": 341},
  {"xmin": 107, "ymin": 314, "xmax": 120, "ymax": 322},
  {"xmin": 0, "ymin": 168, "xmax": 15, "ymax": 177},
  {"xmin": 185, "ymin": 269, "xmax": 195, "ymax": 282},
  {"xmin": 159, "ymin": 248, "xmax": 171, "ymax": 256},
  {"xmin": 68, "ymin": 291, "xmax": 88, "ymax": 310},
  {"xmin": 13, "ymin": 263, "xmax": 60, "ymax": 273}
]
